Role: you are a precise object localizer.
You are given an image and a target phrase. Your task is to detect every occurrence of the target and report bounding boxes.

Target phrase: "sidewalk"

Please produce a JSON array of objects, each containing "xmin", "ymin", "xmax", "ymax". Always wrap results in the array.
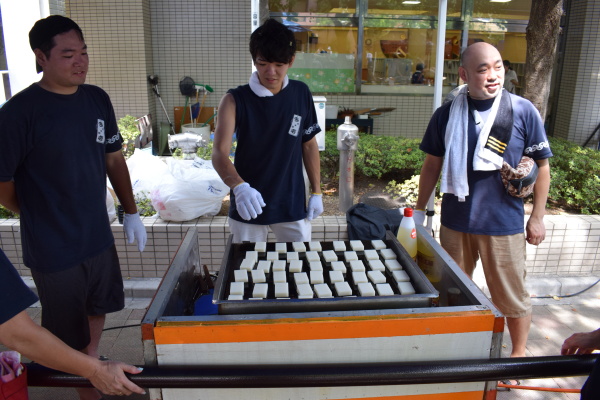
[{"xmin": 8, "ymin": 273, "xmax": 600, "ymax": 400}]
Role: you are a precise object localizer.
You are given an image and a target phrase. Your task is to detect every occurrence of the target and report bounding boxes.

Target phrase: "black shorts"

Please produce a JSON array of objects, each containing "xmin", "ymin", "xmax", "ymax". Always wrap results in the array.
[{"xmin": 31, "ymin": 244, "xmax": 124, "ymax": 351}]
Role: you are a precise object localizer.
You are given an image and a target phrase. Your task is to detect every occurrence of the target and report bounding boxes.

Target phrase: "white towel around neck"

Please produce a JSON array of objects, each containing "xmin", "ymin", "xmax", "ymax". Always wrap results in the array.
[
  {"xmin": 440, "ymin": 86, "xmax": 503, "ymax": 202},
  {"xmin": 249, "ymin": 71, "xmax": 289, "ymax": 97}
]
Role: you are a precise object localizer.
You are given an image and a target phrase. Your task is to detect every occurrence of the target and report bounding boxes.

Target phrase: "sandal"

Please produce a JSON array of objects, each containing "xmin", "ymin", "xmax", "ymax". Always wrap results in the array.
[{"xmin": 498, "ymin": 379, "xmax": 521, "ymax": 391}]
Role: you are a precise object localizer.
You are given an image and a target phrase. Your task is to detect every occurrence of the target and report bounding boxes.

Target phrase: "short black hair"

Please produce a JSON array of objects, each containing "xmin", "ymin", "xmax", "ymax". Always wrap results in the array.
[
  {"xmin": 503, "ymin": 59, "xmax": 511, "ymax": 67},
  {"xmin": 416, "ymin": 63, "xmax": 424, "ymax": 71},
  {"xmin": 249, "ymin": 19, "xmax": 296, "ymax": 64},
  {"xmin": 29, "ymin": 15, "xmax": 84, "ymax": 73}
]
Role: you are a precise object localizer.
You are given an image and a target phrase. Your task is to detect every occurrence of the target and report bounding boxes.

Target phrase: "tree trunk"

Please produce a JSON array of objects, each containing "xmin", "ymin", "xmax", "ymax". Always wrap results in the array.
[{"xmin": 523, "ymin": 0, "xmax": 563, "ymax": 121}]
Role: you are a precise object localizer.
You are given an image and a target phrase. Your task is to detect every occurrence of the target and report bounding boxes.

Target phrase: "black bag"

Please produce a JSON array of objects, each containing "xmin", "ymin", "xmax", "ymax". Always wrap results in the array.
[{"xmin": 346, "ymin": 203, "xmax": 401, "ymax": 240}]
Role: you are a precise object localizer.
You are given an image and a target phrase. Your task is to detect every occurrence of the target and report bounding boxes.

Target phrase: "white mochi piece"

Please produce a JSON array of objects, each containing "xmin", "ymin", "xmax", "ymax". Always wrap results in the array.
[
  {"xmin": 240, "ymin": 258, "xmax": 255, "ymax": 271},
  {"xmin": 257, "ymin": 260, "xmax": 272, "ymax": 273},
  {"xmin": 352, "ymin": 271, "xmax": 368, "ymax": 284},
  {"xmin": 251, "ymin": 269, "xmax": 266, "ymax": 283},
  {"xmin": 380, "ymin": 248, "xmax": 397, "ymax": 260},
  {"xmin": 253, "ymin": 283, "xmax": 268, "ymax": 298},
  {"xmin": 330, "ymin": 261, "xmax": 347, "ymax": 274},
  {"xmin": 286, "ymin": 252, "xmax": 299, "ymax": 261},
  {"xmin": 322, "ymin": 250, "xmax": 338, "ymax": 262},
  {"xmin": 292, "ymin": 242, "xmax": 307, "ymax": 252},
  {"xmin": 357, "ymin": 282, "xmax": 376, "ymax": 297},
  {"xmin": 234, "ymin": 269, "xmax": 248, "ymax": 282},
  {"xmin": 349, "ymin": 260, "xmax": 366, "ymax": 272},
  {"xmin": 273, "ymin": 271, "xmax": 287, "ymax": 283},
  {"xmin": 334, "ymin": 281, "xmax": 353, "ymax": 296},
  {"xmin": 371, "ymin": 240, "xmax": 387, "ymax": 250},
  {"xmin": 272, "ymin": 260, "xmax": 287, "ymax": 272},
  {"xmin": 274, "ymin": 282, "xmax": 289, "ymax": 298},
  {"xmin": 229, "ymin": 281, "xmax": 245, "ymax": 296},
  {"xmin": 398, "ymin": 281, "xmax": 416, "ymax": 295},
  {"xmin": 367, "ymin": 270, "xmax": 386, "ymax": 284},
  {"xmin": 363, "ymin": 249, "xmax": 379, "ymax": 260},
  {"xmin": 368, "ymin": 259, "xmax": 386, "ymax": 271},
  {"xmin": 314, "ymin": 283, "xmax": 333, "ymax": 298},
  {"xmin": 288, "ymin": 259, "xmax": 303, "ymax": 273},
  {"xmin": 296, "ymin": 284, "xmax": 314, "ymax": 299},
  {"xmin": 275, "ymin": 242, "xmax": 287, "ymax": 253},
  {"xmin": 266, "ymin": 251, "xmax": 279, "ymax": 261},
  {"xmin": 376, "ymin": 283, "xmax": 394, "ymax": 296},
  {"xmin": 344, "ymin": 251, "xmax": 359, "ymax": 262},
  {"xmin": 333, "ymin": 241, "xmax": 346, "ymax": 252},
  {"xmin": 245, "ymin": 251, "xmax": 258, "ymax": 263},
  {"xmin": 310, "ymin": 271, "xmax": 324, "ymax": 285},
  {"xmin": 309, "ymin": 261, "xmax": 323, "ymax": 271},
  {"xmin": 254, "ymin": 242, "xmax": 267, "ymax": 253},
  {"xmin": 309, "ymin": 241, "xmax": 322, "ymax": 251},
  {"xmin": 385, "ymin": 259, "xmax": 403, "ymax": 271},
  {"xmin": 227, "ymin": 294, "xmax": 244, "ymax": 301},
  {"xmin": 392, "ymin": 270, "xmax": 410, "ymax": 282},
  {"xmin": 294, "ymin": 272, "xmax": 309, "ymax": 285},
  {"xmin": 305, "ymin": 251, "xmax": 320, "ymax": 262},
  {"xmin": 349, "ymin": 240, "xmax": 364, "ymax": 251},
  {"xmin": 329, "ymin": 270, "xmax": 344, "ymax": 283}
]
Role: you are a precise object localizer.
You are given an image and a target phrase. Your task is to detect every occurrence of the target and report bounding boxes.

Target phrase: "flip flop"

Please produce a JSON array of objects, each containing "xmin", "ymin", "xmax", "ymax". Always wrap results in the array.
[{"xmin": 498, "ymin": 379, "xmax": 521, "ymax": 391}]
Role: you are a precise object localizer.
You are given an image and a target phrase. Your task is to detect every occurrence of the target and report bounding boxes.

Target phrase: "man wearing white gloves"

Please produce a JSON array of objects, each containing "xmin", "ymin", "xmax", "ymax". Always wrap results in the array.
[
  {"xmin": 0, "ymin": 16, "xmax": 146, "ymax": 400},
  {"xmin": 213, "ymin": 19, "xmax": 322, "ymax": 243}
]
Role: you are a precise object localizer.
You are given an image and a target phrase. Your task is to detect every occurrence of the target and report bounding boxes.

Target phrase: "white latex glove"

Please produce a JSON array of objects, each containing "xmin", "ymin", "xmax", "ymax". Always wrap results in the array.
[
  {"xmin": 413, "ymin": 209, "xmax": 426, "ymax": 226},
  {"xmin": 307, "ymin": 193, "xmax": 323, "ymax": 221},
  {"xmin": 123, "ymin": 212, "xmax": 147, "ymax": 252},
  {"xmin": 233, "ymin": 182, "xmax": 266, "ymax": 221}
]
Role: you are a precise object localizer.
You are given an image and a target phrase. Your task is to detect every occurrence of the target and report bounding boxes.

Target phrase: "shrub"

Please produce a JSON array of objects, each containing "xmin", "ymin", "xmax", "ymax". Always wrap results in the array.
[
  {"xmin": 0, "ymin": 205, "xmax": 17, "ymax": 219},
  {"xmin": 320, "ymin": 130, "xmax": 424, "ymax": 180},
  {"xmin": 118, "ymin": 115, "xmax": 140, "ymax": 158},
  {"xmin": 547, "ymin": 137, "xmax": 600, "ymax": 214}
]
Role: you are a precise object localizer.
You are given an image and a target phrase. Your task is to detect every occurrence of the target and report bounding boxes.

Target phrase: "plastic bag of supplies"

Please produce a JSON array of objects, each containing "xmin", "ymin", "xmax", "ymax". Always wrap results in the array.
[
  {"xmin": 150, "ymin": 157, "xmax": 228, "ymax": 221},
  {"xmin": 0, "ymin": 351, "xmax": 28, "ymax": 400}
]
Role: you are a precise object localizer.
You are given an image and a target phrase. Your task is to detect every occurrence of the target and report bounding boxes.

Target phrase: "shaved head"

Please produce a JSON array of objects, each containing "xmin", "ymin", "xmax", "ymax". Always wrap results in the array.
[{"xmin": 458, "ymin": 42, "xmax": 505, "ymax": 100}]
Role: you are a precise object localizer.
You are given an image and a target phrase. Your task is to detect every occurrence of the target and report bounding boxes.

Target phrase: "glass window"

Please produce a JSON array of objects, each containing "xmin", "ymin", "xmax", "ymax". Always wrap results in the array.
[
  {"xmin": 473, "ymin": 0, "xmax": 532, "ymax": 20},
  {"xmin": 367, "ymin": 0, "xmax": 463, "ymax": 18},
  {"xmin": 269, "ymin": 1, "xmax": 356, "ymax": 13}
]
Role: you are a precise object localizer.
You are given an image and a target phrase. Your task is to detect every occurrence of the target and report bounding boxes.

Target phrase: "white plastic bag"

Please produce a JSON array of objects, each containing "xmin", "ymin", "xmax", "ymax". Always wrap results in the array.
[
  {"xmin": 150, "ymin": 157, "xmax": 229, "ymax": 221},
  {"xmin": 106, "ymin": 189, "xmax": 116, "ymax": 222},
  {"xmin": 126, "ymin": 149, "xmax": 169, "ymax": 198}
]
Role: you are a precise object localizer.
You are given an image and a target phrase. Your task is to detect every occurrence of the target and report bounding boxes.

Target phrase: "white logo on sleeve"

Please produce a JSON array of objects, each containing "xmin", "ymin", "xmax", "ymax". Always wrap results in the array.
[
  {"xmin": 288, "ymin": 114, "xmax": 302, "ymax": 137},
  {"xmin": 96, "ymin": 119, "xmax": 105, "ymax": 143}
]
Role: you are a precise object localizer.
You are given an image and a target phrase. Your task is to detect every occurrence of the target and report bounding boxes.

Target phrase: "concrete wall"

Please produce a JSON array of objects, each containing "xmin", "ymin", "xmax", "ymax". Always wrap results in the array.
[{"xmin": 2, "ymin": 215, "xmax": 598, "ymax": 279}]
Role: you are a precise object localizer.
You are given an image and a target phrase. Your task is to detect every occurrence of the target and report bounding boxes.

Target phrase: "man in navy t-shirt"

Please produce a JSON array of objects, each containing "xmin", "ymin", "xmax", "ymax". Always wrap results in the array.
[
  {"xmin": 212, "ymin": 19, "xmax": 322, "ymax": 243},
  {"xmin": 415, "ymin": 42, "xmax": 552, "ymax": 370}
]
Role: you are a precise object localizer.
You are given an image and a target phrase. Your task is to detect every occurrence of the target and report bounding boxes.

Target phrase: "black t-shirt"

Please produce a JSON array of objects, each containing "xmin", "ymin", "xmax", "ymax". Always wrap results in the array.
[
  {"xmin": 0, "ymin": 84, "xmax": 122, "ymax": 272},
  {"xmin": 0, "ymin": 249, "xmax": 38, "ymax": 325},
  {"xmin": 411, "ymin": 71, "xmax": 424, "ymax": 84}
]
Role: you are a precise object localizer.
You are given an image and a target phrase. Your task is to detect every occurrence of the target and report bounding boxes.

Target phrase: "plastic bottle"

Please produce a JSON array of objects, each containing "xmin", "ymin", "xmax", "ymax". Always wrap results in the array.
[{"xmin": 397, "ymin": 207, "xmax": 417, "ymax": 260}]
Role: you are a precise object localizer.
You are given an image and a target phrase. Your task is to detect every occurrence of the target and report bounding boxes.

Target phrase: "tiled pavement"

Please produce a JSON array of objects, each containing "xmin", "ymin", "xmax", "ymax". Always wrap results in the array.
[{"xmin": 3, "ymin": 274, "xmax": 599, "ymax": 400}]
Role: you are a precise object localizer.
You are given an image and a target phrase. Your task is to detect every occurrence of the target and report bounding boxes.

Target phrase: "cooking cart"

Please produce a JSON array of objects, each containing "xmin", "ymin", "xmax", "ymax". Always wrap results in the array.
[{"xmin": 142, "ymin": 226, "xmax": 504, "ymax": 400}]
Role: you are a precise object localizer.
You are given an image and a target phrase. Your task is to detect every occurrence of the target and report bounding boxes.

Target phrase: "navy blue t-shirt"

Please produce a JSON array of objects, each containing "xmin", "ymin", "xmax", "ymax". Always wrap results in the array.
[
  {"xmin": 228, "ymin": 80, "xmax": 320, "ymax": 225},
  {"xmin": 0, "ymin": 249, "xmax": 38, "ymax": 324},
  {"xmin": 420, "ymin": 92, "xmax": 553, "ymax": 235},
  {"xmin": 0, "ymin": 84, "xmax": 122, "ymax": 272}
]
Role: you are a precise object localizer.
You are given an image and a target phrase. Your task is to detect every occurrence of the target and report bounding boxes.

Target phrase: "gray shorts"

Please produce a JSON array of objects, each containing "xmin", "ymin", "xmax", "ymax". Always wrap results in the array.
[{"xmin": 31, "ymin": 244, "xmax": 124, "ymax": 350}]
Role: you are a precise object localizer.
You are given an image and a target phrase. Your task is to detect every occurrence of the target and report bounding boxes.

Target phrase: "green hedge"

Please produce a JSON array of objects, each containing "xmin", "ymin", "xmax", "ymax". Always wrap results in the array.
[{"xmin": 321, "ymin": 132, "xmax": 600, "ymax": 215}]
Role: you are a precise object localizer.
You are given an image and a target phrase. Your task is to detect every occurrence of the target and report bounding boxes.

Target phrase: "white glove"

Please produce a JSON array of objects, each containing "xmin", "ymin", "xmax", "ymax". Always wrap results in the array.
[
  {"xmin": 413, "ymin": 209, "xmax": 426, "ymax": 226},
  {"xmin": 123, "ymin": 212, "xmax": 147, "ymax": 252},
  {"xmin": 307, "ymin": 193, "xmax": 323, "ymax": 221},
  {"xmin": 233, "ymin": 183, "xmax": 266, "ymax": 221}
]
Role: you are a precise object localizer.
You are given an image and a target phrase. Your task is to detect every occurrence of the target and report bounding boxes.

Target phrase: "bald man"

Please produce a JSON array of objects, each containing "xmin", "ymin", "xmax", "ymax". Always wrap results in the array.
[{"xmin": 415, "ymin": 42, "xmax": 552, "ymax": 362}]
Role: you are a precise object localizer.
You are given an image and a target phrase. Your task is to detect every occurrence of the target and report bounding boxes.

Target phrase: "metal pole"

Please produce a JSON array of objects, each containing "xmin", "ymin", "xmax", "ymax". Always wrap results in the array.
[
  {"xmin": 27, "ymin": 355, "xmax": 597, "ymax": 389},
  {"xmin": 425, "ymin": 0, "xmax": 448, "ymax": 232}
]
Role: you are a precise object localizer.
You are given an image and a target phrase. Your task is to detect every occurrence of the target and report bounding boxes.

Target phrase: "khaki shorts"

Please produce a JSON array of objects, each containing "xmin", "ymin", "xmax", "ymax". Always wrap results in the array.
[
  {"xmin": 440, "ymin": 225, "xmax": 531, "ymax": 318},
  {"xmin": 229, "ymin": 218, "xmax": 312, "ymax": 243}
]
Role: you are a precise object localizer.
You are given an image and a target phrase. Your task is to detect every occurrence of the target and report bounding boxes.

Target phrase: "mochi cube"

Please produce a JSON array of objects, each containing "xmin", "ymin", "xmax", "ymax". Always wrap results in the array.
[
  {"xmin": 330, "ymin": 261, "xmax": 347, "ymax": 274},
  {"xmin": 322, "ymin": 250, "xmax": 338, "ymax": 262},
  {"xmin": 349, "ymin": 240, "xmax": 364, "ymax": 251},
  {"xmin": 314, "ymin": 283, "xmax": 333, "ymax": 298},
  {"xmin": 275, "ymin": 242, "xmax": 287, "ymax": 253},
  {"xmin": 294, "ymin": 272, "xmax": 309, "ymax": 285},
  {"xmin": 367, "ymin": 270, "xmax": 386, "ymax": 284},
  {"xmin": 252, "ymin": 283, "xmax": 268, "ymax": 299},
  {"xmin": 371, "ymin": 240, "xmax": 387, "ymax": 250},
  {"xmin": 305, "ymin": 251, "xmax": 320, "ymax": 262},
  {"xmin": 292, "ymin": 242, "xmax": 307, "ymax": 252},
  {"xmin": 229, "ymin": 281, "xmax": 245, "ymax": 296},
  {"xmin": 274, "ymin": 282, "xmax": 289, "ymax": 298},
  {"xmin": 349, "ymin": 260, "xmax": 366, "ymax": 272},
  {"xmin": 234, "ymin": 269, "xmax": 248, "ymax": 282},
  {"xmin": 368, "ymin": 259, "xmax": 386, "ymax": 272},
  {"xmin": 352, "ymin": 271, "xmax": 368, "ymax": 284},
  {"xmin": 334, "ymin": 281, "xmax": 352, "ymax": 297},
  {"xmin": 385, "ymin": 259, "xmax": 403, "ymax": 271},
  {"xmin": 266, "ymin": 251, "xmax": 279, "ymax": 261},
  {"xmin": 329, "ymin": 270, "xmax": 344, "ymax": 283},
  {"xmin": 379, "ymin": 248, "xmax": 397, "ymax": 260},
  {"xmin": 363, "ymin": 249, "xmax": 379, "ymax": 260},
  {"xmin": 240, "ymin": 258, "xmax": 255, "ymax": 271},
  {"xmin": 376, "ymin": 283, "xmax": 394, "ymax": 296},
  {"xmin": 398, "ymin": 281, "xmax": 416, "ymax": 295},
  {"xmin": 310, "ymin": 271, "xmax": 324, "ymax": 285},
  {"xmin": 272, "ymin": 260, "xmax": 287, "ymax": 272},
  {"xmin": 288, "ymin": 259, "xmax": 303, "ymax": 273},
  {"xmin": 251, "ymin": 269, "xmax": 266, "ymax": 283},
  {"xmin": 344, "ymin": 251, "xmax": 359, "ymax": 262},
  {"xmin": 357, "ymin": 282, "xmax": 376, "ymax": 297},
  {"xmin": 273, "ymin": 270, "xmax": 287, "ymax": 283},
  {"xmin": 333, "ymin": 241, "xmax": 346, "ymax": 252},
  {"xmin": 309, "ymin": 241, "xmax": 322, "ymax": 251},
  {"xmin": 309, "ymin": 261, "xmax": 323, "ymax": 271},
  {"xmin": 296, "ymin": 283, "xmax": 314, "ymax": 299},
  {"xmin": 392, "ymin": 270, "xmax": 410, "ymax": 282},
  {"xmin": 254, "ymin": 242, "xmax": 267, "ymax": 253}
]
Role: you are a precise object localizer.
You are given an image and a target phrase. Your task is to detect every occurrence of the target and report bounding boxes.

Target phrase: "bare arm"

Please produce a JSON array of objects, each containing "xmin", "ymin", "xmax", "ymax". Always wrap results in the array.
[
  {"xmin": 212, "ymin": 93, "xmax": 242, "ymax": 189},
  {"xmin": 525, "ymin": 158, "xmax": 550, "ymax": 245},
  {"xmin": 105, "ymin": 151, "xmax": 137, "ymax": 214},
  {"xmin": 0, "ymin": 180, "xmax": 19, "ymax": 214},
  {"xmin": 302, "ymin": 137, "xmax": 321, "ymax": 194},
  {"xmin": 562, "ymin": 328, "xmax": 600, "ymax": 355},
  {"xmin": 415, "ymin": 154, "xmax": 443, "ymax": 210},
  {"xmin": 0, "ymin": 311, "xmax": 145, "ymax": 396}
]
